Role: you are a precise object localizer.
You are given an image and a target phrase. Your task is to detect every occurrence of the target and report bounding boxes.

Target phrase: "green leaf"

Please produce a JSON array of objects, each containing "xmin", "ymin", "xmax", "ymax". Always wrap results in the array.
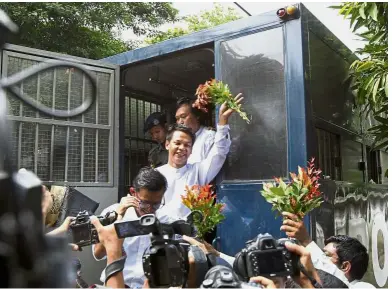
[
  {"xmin": 357, "ymin": 62, "xmax": 373, "ymax": 72},
  {"xmin": 270, "ymin": 187, "xmax": 286, "ymax": 197},
  {"xmin": 374, "ymin": 115, "xmax": 387, "ymax": 125},
  {"xmin": 372, "ymin": 77, "xmax": 381, "ymax": 102},
  {"xmin": 373, "ymin": 140, "xmax": 388, "ymax": 151},
  {"xmin": 385, "ymin": 78, "xmax": 388, "ymax": 97},
  {"xmin": 369, "ymin": 3, "xmax": 378, "ymax": 21},
  {"xmin": 359, "ymin": 4, "xmax": 366, "ymax": 19}
]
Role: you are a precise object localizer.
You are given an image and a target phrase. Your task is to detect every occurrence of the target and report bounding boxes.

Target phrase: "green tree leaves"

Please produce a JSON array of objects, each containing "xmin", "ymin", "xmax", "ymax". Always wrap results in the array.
[
  {"xmin": 146, "ymin": 4, "xmax": 241, "ymax": 45},
  {"xmin": 332, "ymin": 3, "xmax": 388, "ymax": 152},
  {"xmin": 0, "ymin": 2, "xmax": 178, "ymax": 59}
]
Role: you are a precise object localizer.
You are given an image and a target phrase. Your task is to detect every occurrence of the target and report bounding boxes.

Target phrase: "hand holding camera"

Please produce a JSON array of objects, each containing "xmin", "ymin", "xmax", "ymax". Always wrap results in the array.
[
  {"xmin": 69, "ymin": 210, "xmax": 118, "ymax": 248},
  {"xmin": 284, "ymin": 241, "xmax": 322, "ymax": 288}
]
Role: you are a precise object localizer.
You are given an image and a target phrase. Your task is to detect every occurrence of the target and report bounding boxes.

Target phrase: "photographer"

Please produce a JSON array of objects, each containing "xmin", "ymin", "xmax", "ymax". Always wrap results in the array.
[
  {"xmin": 92, "ymin": 167, "xmax": 168, "ymax": 288},
  {"xmin": 184, "ymin": 235, "xmax": 322, "ymax": 289},
  {"xmin": 280, "ymin": 212, "xmax": 373, "ymax": 288}
]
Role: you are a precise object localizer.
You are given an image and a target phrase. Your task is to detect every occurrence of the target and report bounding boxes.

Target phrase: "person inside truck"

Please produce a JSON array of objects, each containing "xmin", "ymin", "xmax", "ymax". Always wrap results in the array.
[
  {"xmin": 144, "ymin": 112, "xmax": 168, "ymax": 168},
  {"xmin": 157, "ymin": 94, "xmax": 243, "ymax": 219},
  {"xmin": 175, "ymin": 96, "xmax": 216, "ymax": 164},
  {"xmin": 91, "ymin": 167, "xmax": 168, "ymax": 288},
  {"xmin": 280, "ymin": 211, "xmax": 375, "ymax": 288}
]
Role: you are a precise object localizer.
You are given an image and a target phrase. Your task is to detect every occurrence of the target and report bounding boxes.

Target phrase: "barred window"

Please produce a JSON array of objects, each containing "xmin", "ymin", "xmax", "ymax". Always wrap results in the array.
[
  {"xmin": 124, "ymin": 94, "xmax": 161, "ymax": 187},
  {"xmin": 4, "ymin": 51, "xmax": 114, "ymax": 185}
]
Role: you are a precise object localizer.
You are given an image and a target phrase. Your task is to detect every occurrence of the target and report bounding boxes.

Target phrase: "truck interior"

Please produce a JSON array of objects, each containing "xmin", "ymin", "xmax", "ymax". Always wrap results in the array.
[{"xmin": 121, "ymin": 44, "xmax": 215, "ymax": 188}]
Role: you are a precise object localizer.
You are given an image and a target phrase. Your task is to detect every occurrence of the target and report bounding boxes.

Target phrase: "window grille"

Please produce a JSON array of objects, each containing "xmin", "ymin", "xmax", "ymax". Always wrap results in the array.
[
  {"xmin": 4, "ymin": 51, "xmax": 114, "ymax": 185},
  {"xmin": 124, "ymin": 94, "xmax": 161, "ymax": 187}
]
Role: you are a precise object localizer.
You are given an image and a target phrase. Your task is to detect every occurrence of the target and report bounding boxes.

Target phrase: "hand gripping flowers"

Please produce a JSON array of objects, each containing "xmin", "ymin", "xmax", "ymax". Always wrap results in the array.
[
  {"xmin": 260, "ymin": 158, "xmax": 323, "ymax": 219},
  {"xmin": 193, "ymin": 79, "xmax": 250, "ymax": 124}
]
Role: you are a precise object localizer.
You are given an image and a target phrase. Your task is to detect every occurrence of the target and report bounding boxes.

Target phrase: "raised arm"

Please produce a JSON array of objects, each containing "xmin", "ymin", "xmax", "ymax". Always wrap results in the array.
[{"xmin": 198, "ymin": 94, "xmax": 244, "ymax": 184}]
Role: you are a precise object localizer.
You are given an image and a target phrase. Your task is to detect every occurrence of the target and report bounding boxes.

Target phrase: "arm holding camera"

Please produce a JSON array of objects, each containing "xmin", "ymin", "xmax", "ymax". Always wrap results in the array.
[
  {"xmin": 91, "ymin": 216, "xmax": 126, "ymax": 288},
  {"xmin": 46, "ymin": 216, "xmax": 80, "ymax": 251},
  {"xmin": 284, "ymin": 241, "xmax": 321, "ymax": 288},
  {"xmin": 93, "ymin": 199, "xmax": 138, "ymax": 260}
]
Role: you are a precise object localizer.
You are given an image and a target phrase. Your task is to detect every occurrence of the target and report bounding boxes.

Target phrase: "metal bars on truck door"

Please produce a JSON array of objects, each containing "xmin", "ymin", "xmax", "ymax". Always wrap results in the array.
[
  {"xmin": 124, "ymin": 93, "xmax": 161, "ymax": 189},
  {"xmin": 2, "ymin": 50, "xmax": 114, "ymax": 186}
]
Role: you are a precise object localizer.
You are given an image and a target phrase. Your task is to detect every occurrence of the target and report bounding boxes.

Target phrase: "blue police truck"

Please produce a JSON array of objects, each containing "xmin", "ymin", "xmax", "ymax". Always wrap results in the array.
[{"xmin": 2, "ymin": 4, "xmax": 387, "ymax": 287}]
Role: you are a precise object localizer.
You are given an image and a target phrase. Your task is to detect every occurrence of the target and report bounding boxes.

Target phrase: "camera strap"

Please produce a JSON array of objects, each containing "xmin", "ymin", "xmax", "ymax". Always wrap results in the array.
[
  {"xmin": 299, "ymin": 263, "xmax": 323, "ymax": 288},
  {"xmin": 104, "ymin": 255, "xmax": 127, "ymax": 285}
]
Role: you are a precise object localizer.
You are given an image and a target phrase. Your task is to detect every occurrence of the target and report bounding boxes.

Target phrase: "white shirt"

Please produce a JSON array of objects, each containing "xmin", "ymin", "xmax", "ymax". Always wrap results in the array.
[
  {"xmin": 350, "ymin": 280, "xmax": 376, "ymax": 288},
  {"xmin": 92, "ymin": 205, "xmax": 173, "ymax": 288},
  {"xmin": 306, "ymin": 241, "xmax": 376, "ymax": 288},
  {"xmin": 188, "ymin": 126, "xmax": 215, "ymax": 164},
  {"xmin": 157, "ymin": 125, "xmax": 231, "ymax": 219}
]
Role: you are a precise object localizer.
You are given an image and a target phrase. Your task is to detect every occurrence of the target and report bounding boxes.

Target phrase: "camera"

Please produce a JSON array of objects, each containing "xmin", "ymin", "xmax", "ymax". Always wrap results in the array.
[
  {"xmin": 233, "ymin": 233, "xmax": 300, "ymax": 280},
  {"xmin": 70, "ymin": 210, "xmax": 118, "ymax": 248},
  {"xmin": 201, "ymin": 265, "xmax": 263, "ymax": 289},
  {"xmin": 114, "ymin": 212, "xmax": 201, "ymax": 288}
]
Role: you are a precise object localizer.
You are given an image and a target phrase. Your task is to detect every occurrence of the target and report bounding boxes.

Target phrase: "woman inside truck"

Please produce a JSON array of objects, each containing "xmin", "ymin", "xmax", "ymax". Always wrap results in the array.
[{"xmin": 175, "ymin": 97, "xmax": 216, "ymax": 164}]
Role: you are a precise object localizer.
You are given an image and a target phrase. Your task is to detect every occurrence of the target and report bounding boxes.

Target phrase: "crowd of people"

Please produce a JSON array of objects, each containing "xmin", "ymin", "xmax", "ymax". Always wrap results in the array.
[{"xmin": 42, "ymin": 95, "xmax": 375, "ymax": 288}]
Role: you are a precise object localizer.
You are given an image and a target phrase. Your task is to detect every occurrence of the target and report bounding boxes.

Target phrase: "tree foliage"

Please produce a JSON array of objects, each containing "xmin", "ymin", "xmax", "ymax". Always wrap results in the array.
[
  {"xmin": 146, "ymin": 4, "xmax": 241, "ymax": 45},
  {"xmin": 332, "ymin": 3, "xmax": 388, "ymax": 151},
  {"xmin": 0, "ymin": 2, "xmax": 178, "ymax": 59}
]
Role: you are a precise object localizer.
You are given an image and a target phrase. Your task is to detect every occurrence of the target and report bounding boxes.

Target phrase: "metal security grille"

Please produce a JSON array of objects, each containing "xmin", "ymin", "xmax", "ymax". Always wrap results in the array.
[
  {"xmin": 124, "ymin": 94, "xmax": 161, "ymax": 187},
  {"xmin": 3, "ymin": 50, "xmax": 114, "ymax": 185}
]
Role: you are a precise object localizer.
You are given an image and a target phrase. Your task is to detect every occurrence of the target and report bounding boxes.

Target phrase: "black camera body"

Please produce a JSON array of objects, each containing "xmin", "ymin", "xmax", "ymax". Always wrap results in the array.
[
  {"xmin": 233, "ymin": 233, "xmax": 300, "ymax": 280},
  {"xmin": 201, "ymin": 265, "xmax": 263, "ymax": 289},
  {"xmin": 114, "ymin": 213, "xmax": 199, "ymax": 288},
  {"xmin": 70, "ymin": 210, "xmax": 117, "ymax": 248}
]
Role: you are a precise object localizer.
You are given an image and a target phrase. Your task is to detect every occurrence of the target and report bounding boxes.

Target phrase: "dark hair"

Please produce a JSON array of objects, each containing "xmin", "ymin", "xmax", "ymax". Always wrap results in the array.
[
  {"xmin": 176, "ymin": 97, "xmax": 208, "ymax": 126},
  {"xmin": 317, "ymin": 269, "xmax": 348, "ymax": 288},
  {"xmin": 166, "ymin": 123, "xmax": 196, "ymax": 145},
  {"xmin": 325, "ymin": 235, "xmax": 369, "ymax": 280},
  {"xmin": 133, "ymin": 167, "xmax": 167, "ymax": 193}
]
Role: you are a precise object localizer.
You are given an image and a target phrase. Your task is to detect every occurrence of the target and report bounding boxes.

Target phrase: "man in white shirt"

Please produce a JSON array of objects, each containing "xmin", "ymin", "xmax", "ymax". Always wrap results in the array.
[
  {"xmin": 158, "ymin": 95, "xmax": 243, "ymax": 219},
  {"xmin": 175, "ymin": 97, "xmax": 216, "ymax": 164},
  {"xmin": 92, "ymin": 167, "xmax": 168, "ymax": 288},
  {"xmin": 281, "ymin": 211, "xmax": 375, "ymax": 288}
]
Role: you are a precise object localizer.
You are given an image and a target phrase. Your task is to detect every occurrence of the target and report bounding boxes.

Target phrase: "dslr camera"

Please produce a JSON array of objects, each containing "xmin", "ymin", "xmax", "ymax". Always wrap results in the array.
[
  {"xmin": 233, "ymin": 233, "xmax": 300, "ymax": 280},
  {"xmin": 114, "ymin": 212, "xmax": 201, "ymax": 288},
  {"xmin": 70, "ymin": 210, "xmax": 118, "ymax": 248},
  {"xmin": 200, "ymin": 265, "xmax": 263, "ymax": 289}
]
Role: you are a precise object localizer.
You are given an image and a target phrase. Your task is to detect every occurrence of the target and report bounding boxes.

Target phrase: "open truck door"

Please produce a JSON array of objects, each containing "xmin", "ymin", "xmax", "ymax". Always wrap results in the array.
[
  {"xmin": 1, "ymin": 43, "xmax": 120, "ymax": 285},
  {"xmin": 212, "ymin": 12, "xmax": 310, "ymax": 256}
]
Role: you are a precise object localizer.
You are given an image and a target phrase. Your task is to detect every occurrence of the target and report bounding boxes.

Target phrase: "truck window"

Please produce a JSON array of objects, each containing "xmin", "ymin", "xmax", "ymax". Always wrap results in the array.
[{"xmin": 219, "ymin": 27, "xmax": 287, "ymax": 181}]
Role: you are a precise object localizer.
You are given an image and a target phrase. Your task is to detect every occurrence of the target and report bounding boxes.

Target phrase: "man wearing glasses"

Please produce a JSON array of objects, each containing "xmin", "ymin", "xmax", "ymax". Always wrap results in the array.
[{"xmin": 92, "ymin": 167, "xmax": 167, "ymax": 288}]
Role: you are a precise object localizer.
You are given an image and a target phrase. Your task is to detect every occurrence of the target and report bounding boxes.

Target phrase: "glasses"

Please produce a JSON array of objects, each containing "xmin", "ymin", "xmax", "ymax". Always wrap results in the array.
[{"xmin": 136, "ymin": 194, "xmax": 165, "ymax": 211}]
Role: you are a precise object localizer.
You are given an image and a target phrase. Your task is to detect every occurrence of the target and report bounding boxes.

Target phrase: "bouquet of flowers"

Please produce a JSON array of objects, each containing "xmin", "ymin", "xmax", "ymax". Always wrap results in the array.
[
  {"xmin": 260, "ymin": 158, "xmax": 323, "ymax": 219},
  {"xmin": 194, "ymin": 79, "xmax": 250, "ymax": 124},
  {"xmin": 181, "ymin": 185, "xmax": 225, "ymax": 239}
]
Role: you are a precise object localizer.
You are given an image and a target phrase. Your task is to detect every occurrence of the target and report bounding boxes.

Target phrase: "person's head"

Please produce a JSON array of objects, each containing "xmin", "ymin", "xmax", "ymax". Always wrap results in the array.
[
  {"xmin": 175, "ymin": 97, "xmax": 203, "ymax": 133},
  {"xmin": 316, "ymin": 269, "xmax": 349, "ymax": 288},
  {"xmin": 130, "ymin": 167, "xmax": 167, "ymax": 216},
  {"xmin": 324, "ymin": 235, "xmax": 369, "ymax": 281},
  {"xmin": 144, "ymin": 112, "xmax": 167, "ymax": 144},
  {"xmin": 165, "ymin": 124, "xmax": 195, "ymax": 168}
]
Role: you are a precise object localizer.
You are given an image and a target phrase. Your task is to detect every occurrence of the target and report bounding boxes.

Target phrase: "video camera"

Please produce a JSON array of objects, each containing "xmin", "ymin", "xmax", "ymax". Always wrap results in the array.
[
  {"xmin": 200, "ymin": 265, "xmax": 263, "ymax": 289},
  {"xmin": 69, "ymin": 210, "xmax": 118, "ymax": 248},
  {"xmin": 233, "ymin": 233, "xmax": 300, "ymax": 280},
  {"xmin": 114, "ymin": 212, "xmax": 201, "ymax": 288}
]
